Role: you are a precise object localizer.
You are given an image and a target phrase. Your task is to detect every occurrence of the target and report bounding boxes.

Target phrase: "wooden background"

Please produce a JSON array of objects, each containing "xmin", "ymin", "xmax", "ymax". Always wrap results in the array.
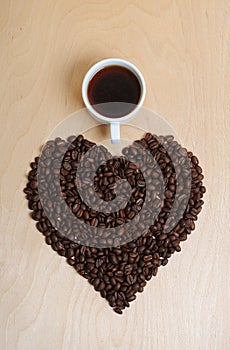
[{"xmin": 0, "ymin": 1, "xmax": 229, "ymax": 349}]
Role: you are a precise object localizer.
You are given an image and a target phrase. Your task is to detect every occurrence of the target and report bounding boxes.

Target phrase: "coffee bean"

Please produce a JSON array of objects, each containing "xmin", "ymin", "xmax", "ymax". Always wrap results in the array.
[
  {"xmin": 75, "ymin": 208, "xmax": 83, "ymax": 218},
  {"xmin": 114, "ymin": 283, "xmax": 121, "ymax": 291},
  {"xmin": 127, "ymin": 295, "xmax": 136, "ymax": 302},
  {"xmin": 83, "ymin": 210, "xmax": 89, "ymax": 220},
  {"xmin": 143, "ymin": 255, "xmax": 152, "ymax": 262},
  {"xmin": 109, "ymin": 254, "xmax": 118, "ymax": 265},
  {"xmin": 67, "ymin": 258, "xmax": 75, "ymax": 266},
  {"xmin": 100, "ymin": 289, "xmax": 107, "ymax": 298},
  {"xmin": 110, "ymin": 277, "xmax": 116, "ymax": 286},
  {"xmin": 93, "ymin": 278, "xmax": 100, "ymax": 289},
  {"xmin": 97, "ymin": 281, "xmax": 105, "ymax": 291},
  {"xmin": 114, "ymin": 307, "xmax": 123, "ymax": 315}
]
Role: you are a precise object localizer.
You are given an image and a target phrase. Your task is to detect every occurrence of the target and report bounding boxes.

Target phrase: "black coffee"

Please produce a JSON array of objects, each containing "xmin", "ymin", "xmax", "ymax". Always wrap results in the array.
[{"xmin": 87, "ymin": 65, "xmax": 141, "ymax": 118}]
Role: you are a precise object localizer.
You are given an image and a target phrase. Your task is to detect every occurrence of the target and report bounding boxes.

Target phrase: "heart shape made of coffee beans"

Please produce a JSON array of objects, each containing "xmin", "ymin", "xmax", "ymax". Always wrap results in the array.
[{"xmin": 24, "ymin": 133, "xmax": 205, "ymax": 314}]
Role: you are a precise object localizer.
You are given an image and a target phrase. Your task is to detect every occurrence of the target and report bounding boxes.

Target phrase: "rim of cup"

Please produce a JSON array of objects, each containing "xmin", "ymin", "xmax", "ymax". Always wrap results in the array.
[{"xmin": 81, "ymin": 58, "xmax": 146, "ymax": 123}]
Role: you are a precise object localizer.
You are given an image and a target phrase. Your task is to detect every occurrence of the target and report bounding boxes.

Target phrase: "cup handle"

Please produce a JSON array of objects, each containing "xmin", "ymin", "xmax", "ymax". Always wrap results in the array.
[{"xmin": 110, "ymin": 122, "xmax": 120, "ymax": 144}]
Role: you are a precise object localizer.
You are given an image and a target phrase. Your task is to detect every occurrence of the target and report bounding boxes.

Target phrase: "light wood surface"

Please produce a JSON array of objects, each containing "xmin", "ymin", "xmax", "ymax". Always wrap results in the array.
[{"xmin": 0, "ymin": 1, "xmax": 229, "ymax": 349}]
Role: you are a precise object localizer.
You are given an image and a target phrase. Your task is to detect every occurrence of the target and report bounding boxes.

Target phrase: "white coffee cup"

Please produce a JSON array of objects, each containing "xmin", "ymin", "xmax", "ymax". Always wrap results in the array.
[{"xmin": 82, "ymin": 58, "xmax": 146, "ymax": 144}]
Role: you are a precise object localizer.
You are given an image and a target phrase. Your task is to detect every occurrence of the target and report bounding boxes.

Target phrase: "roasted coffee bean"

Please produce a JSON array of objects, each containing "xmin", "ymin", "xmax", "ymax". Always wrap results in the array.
[
  {"xmin": 109, "ymin": 254, "xmax": 119, "ymax": 265},
  {"xmin": 24, "ymin": 133, "xmax": 205, "ymax": 314},
  {"xmin": 91, "ymin": 217, "xmax": 98, "ymax": 226},
  {"xmin": 93, "ymin": 278, "xmax": 100, "ymax": 289},
  {"xmin": 110, "ymin": 277, "xmax": 117, "ymax": 286},
  {"xmin": 67, "ymin": 258, "xmax": 75, "ymax": 266},
  {"xmin": 98, "ymin": 281, "xmax": 105, "ymax": 291},
  {"xmin": 127, "ymin": 295, "xmax": 136, "ymax": 302},
  {"xmin": 100, "ymin": 289, "xmax": 107, "ymax": 298},
  {"xmin": 114, "ymin": 283, "xmax": 121, "ymax": 291},
  {"xmin": 114, "ymin": 307, "xmax": 123, "ymax": 315}
]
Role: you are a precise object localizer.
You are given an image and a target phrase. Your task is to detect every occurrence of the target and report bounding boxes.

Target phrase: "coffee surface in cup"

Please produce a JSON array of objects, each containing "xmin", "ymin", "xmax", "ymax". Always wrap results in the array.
[{"xmin": 87, "ymin": 65, "xmax": 141, "ymax": 118}]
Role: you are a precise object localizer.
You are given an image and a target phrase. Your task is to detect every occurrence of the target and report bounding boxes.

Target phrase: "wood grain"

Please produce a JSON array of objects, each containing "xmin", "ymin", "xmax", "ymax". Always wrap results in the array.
[{"xmin": 0, "ymin": 1, "xmax": 229, "ymax": 349}]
